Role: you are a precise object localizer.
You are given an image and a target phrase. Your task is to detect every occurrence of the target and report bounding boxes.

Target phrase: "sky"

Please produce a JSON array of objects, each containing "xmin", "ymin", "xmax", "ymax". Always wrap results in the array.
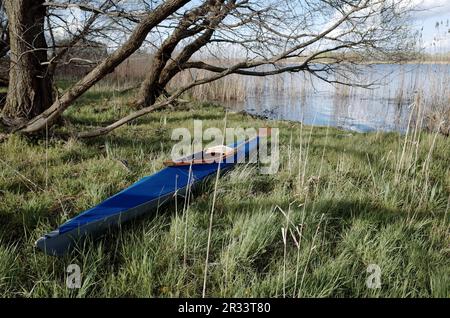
[
  {"xmin": 411, "ymin": 0, "xmax": 450, "ymax": 51},
  {"xmin": 51, "ymin": 0, "xmax": 450, "ymax": 53}
]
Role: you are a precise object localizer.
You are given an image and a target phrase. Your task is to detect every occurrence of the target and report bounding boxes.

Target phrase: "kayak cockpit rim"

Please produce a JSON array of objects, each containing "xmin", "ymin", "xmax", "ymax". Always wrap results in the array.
[{"xmin": 163, "ymin": 128, "xmax": 271, "ymax": 167}]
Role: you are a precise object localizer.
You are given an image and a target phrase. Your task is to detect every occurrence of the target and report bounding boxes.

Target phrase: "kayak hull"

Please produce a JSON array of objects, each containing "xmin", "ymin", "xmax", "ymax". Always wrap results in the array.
[{"xmin": 35, "ymin": 137, "xmax": 259, "ymax": 256}]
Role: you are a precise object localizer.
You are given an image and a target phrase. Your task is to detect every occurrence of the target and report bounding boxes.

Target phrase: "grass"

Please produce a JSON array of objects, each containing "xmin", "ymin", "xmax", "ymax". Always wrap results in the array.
[{"xmin": 0, "ymin": 86, "xmax": 449, "ymax": 298}]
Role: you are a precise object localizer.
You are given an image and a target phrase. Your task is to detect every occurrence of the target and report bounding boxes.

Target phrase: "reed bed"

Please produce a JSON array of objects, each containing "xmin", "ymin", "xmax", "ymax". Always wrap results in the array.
[
  {"xmin": 54, "ymin": 54, "xmax": 450, "ymax": 136},
  {"xmin": 59, "ymin": 54, "xmax": 450, "ymax": 135}
]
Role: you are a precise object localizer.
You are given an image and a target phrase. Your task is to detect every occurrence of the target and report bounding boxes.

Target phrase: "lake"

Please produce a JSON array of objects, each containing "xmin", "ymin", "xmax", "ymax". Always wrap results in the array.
[{"xmin": 223, "ymin": 64, "xmax": 450, "ymax": 133}]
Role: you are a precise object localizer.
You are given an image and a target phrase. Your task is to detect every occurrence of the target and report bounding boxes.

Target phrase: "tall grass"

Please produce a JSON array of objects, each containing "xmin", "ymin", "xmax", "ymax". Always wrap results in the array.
[{"xmin": 0, "ymin": 89, "xmax": 449, "ymax": 297}]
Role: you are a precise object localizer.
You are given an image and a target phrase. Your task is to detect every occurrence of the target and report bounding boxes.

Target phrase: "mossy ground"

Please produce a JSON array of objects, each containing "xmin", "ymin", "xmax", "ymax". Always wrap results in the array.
[{"xmin": 0, "ymin": 86, "xmax": 449, "ymax": 297}]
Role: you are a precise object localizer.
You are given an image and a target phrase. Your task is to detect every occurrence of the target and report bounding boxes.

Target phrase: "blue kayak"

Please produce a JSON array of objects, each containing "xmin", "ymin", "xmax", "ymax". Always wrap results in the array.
[{"xmin": 35, "ymin": 136, "xmax": 260, "ymax": 256}]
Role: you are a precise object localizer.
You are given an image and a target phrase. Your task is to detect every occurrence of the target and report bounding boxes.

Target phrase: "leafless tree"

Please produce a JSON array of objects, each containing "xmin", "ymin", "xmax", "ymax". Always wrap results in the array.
[
  {"xmin": 15, "ymin": 0, "xmax": 190, "ymax": 133},
  {"xmin": 0, "ymin": 0, "xmax": 152, "ymax": 118},
  {"xmin": 1, "ymin": 0, "xmax": 416, "ymax": 137},
  {"xmin": 81, "ymin": 0, "xmax": 416, "ymax": 137}
]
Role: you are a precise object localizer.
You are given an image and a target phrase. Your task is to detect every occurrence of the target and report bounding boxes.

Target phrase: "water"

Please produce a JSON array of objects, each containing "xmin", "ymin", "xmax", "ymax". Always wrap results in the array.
[{"xmin": 224, "ymin": 64, "xmax": 450, "ymax": 133}]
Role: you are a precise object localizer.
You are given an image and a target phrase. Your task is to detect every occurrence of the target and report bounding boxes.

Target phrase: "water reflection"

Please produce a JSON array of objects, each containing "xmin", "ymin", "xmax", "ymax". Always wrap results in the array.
[{"xmin": 224, "ymin": 64, "xmax": 449, "ymax": 133}]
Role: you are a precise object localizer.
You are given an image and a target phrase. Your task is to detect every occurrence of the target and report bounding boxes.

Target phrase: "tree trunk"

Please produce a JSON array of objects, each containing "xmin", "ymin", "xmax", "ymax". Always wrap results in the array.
[
  {"xmin": 143, "ymin": 2, "xmax": 231, "ymax": 108},
  {"xmin": 2, "ymin": 0, "xmax": 53, "ymax": 124},
  {"xmin": 134, "ymin": 38, "xmax": 182, "ymax": 108},
  {"xmin": 158, "ymin": 28, "xmax": 215, "ymax": 90},
  {"xmin": 133, "ymin": 1, "xmax": 220, "ymax": 108},
  {"xmin": 20, "ymin": 0, "xmax": 190, "ymax": 134}
]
